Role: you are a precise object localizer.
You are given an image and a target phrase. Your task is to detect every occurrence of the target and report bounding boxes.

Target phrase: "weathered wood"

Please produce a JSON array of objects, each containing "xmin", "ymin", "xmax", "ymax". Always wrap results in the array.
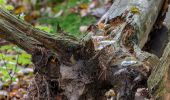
[
  {"xmin": 0, "ymin": 0, "xmax": 168, "ymax": 100},
  {"xmin": 0, "ymin": 8, "xmax": 87, "ymax": 66},
  {"xmin": 97, "ymin": 0, "xmax": 164, "ymax": 49},
  {"xmin": 148, "ymin": 6, "xmax": 170, "ymax": 99},
  {"xmin": 148, "ymin": 43, "xmax": 170, "ymax": 99},
  {"xmin": 82, "ymin": 0, "xmax": 165, "ymax": 99},
  {"xmin": 0, "ymin": 8, "xmax": 82, "ymax": 53}
]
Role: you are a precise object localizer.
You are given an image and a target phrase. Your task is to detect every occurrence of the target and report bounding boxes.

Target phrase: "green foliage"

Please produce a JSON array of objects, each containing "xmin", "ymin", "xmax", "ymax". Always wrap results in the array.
[
  {"xmin": 0, "ymin": 0, "xmax": 14, "ymax": 10},
  {"xmin": 0, "ymin": 0, "xmax": 6, "ymax": 5},
  {"xmin": 58, "ymin": 13, "xmax": 96, "ymax": 37},
  {"xmin": 0, "ymin": 45, "xmax": 32, "ymax": 83},
  {"xmin": 52, "ymin": 0, "xmax": 90, "ymax": 11},
  {"xmin": 5, "ymin": 5, "xmax": 14, "ymax": 10},
  {"xmin": 18, "ymin": 53, "xmax": 32, "ymax": 65},
  {"xmin": 35, "ymin": 25, "xmax": 54, "ymax": 33},
  {"xmin": 38, "ymin": 0, "xmax": 96, "ymax": 38},
  {"xmin": 0, "ymin": 65, "xmax": 18, "ymax": 83},
  {"xmin": 38, "ymin": 13, "xmax": 95, "ymax": 37}
]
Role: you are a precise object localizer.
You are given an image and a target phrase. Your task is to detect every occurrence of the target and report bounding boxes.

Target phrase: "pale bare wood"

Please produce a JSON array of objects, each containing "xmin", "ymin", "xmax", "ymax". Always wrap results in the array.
[{"xmin": 148, "ymin": 6, "xmax": 170, "ymax": 99}]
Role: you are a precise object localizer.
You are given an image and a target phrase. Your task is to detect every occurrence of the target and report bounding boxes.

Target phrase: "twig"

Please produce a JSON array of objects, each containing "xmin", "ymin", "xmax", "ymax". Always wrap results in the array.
[{"xmin": 13, "ymin": 54, "xmax": 19, "ymax": 74}]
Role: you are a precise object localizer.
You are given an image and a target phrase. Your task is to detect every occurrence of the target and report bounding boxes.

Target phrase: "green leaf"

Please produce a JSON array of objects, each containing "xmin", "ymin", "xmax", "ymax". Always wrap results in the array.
[
  {"xmin": 0, "ymin": 45, "xmax": 13, "ymax": 50},
  {"xmin": 35, "ymin": 25, "xmax": 53, "ymax": 33},
  {"xmin": 5, "ymin": 5, "xmax": 14, "ymax": 10},
  {"xmin": 0, "ymin": 0, "xmax": 6, "ymax": 5}
]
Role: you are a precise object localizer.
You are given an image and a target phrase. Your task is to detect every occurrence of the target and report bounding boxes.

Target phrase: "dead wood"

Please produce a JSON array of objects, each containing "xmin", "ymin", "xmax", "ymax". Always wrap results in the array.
[
  {"xmin": 147, "ymin": 5, "xmax": 170, "ymax": 100},
  {"xmin": 0, "ymin": 0, "xmax": 169, "ymax": 100}
]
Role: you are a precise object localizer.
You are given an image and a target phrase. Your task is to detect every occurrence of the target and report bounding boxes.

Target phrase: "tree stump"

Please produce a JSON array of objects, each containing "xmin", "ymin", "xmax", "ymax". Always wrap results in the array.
[{"xmin": 0, "ymin": 0, "xmax": 169, "ymax": 100}]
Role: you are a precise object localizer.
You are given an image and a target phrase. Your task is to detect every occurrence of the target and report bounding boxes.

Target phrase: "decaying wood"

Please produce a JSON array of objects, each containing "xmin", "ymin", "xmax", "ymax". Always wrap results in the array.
[
  {"xmin": 81, "ymin": 0, "xmax": 165, "ymax": 99},
  {"xmin": 147, "ymin": 6, "xmax": 170, "ymax": 100},
  {"xmin": 0, "ymin": 0, "xmax": 169, "ymax": 100}
]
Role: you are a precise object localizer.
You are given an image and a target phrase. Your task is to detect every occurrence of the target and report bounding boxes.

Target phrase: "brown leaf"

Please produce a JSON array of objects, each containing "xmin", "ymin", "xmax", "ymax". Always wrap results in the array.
[
  {"xmin": 13, "ymin": 6, "xmax": 26, "ymax": 15},
  {"xmin": 98, "ymin": 22, "xmax": 105, "ymax": 29}
]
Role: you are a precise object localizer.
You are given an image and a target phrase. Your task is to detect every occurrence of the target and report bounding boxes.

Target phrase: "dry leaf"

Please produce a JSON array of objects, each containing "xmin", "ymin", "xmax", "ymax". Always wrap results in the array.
[
  {"xmin": 98, "ymin": 22, "xmax": 105, "ymax": 29},
  {"xmin": 14, "ymin": 6, "xmax": 26, "ymax": 15}
]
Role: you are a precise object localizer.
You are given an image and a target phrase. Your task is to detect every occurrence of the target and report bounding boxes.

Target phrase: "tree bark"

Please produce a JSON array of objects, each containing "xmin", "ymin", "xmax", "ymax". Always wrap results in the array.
[
  {"xmin": 0, "ymin": 0, "xmax": 169, "ymax": 100},
  {"xmin": 147, "ymin": 6, "xmax": 170, "ymax": 100}
]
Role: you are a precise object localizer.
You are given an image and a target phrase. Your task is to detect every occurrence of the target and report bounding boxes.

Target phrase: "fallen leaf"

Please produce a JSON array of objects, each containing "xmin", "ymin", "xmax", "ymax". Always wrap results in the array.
[
  {"xmin": 98, "ymin": 22, "xmax": 105, "ymax": 29},
  {"xmin": 79, "ymin": 3, "xmax": 88, "ymax": 9},
  {"xmin": 13, "ymin": 6, "xmax": 26, "ymax": 15}
]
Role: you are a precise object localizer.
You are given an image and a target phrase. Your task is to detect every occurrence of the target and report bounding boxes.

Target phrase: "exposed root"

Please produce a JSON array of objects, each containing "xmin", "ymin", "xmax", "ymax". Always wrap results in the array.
[
  {"xmin": 44, "ymin": 77, "xmax": 51, "ymax": 100},
  {"xmin": 33, "ymin": 75, "xmax": 40, "ymax": 100},
  {"xmin": 24, "ymin": 73, "xmax": 59, "ymax": 100}
]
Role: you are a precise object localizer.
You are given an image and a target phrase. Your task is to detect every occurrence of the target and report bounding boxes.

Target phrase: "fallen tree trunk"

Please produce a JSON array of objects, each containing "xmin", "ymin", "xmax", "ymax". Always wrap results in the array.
[
  {"xmin": 147, "ymin": 6, "xmax": 170, "ymax": 100},
  {"xmin": 0, "ymin": 0, "xmax": 169, "ymax": 100}
]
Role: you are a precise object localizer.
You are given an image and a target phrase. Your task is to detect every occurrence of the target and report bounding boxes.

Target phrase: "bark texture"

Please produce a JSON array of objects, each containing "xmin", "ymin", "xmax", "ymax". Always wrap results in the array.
[
  {"xmin": 147, "ymin": 6, "xmax": 170, "ymax": 100},
  {"xmin": 0, "ymin": 0, "xmax": 169, "ymax": 100}
]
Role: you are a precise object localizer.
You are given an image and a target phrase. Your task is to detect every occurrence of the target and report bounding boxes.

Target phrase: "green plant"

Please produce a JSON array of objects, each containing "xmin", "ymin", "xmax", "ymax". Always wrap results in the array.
[
  {"xmin": 0, "ymin": 45, "xmax": 32, "ymax": 85},
  {"xmin": 0, "ymin": 0, "xmax": 14, "ymax": 10},
  {"xmin": 38, "ymin": 0, "xmax": 96, "ymax": 38}
]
